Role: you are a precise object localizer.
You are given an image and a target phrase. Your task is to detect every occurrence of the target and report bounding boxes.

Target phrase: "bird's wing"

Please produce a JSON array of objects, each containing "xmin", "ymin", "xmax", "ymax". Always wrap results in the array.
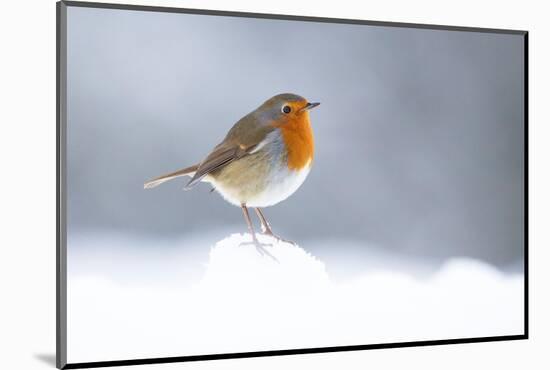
[
  {"xmin": 184, "ymin": 141, "xmax": 255, "ymax": 189},
  {"xmin": 185, "ymin": 115, "xmax": 276, "ymax": 189}
]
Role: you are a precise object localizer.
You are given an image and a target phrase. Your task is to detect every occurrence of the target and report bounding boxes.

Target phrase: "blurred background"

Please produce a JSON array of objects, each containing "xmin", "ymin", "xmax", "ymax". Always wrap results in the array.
[
  {"xmin": 64, "ymin": 5, "xmax": 525, "ymax": 363},
  {"xmin": 66, "ymin": 6, "xmax": 525, "ymax": 270}
]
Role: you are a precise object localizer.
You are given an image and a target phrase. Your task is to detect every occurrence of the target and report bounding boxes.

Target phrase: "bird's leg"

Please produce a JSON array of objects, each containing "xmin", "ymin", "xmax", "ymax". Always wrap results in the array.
[
  {"xmin": 255, "ymin": 207, "xmax": 271, "ymax": 234},
  {"xmin": 240, "ymin": 204, "xmax": 277, "ymax": 261},
  {"xmin": 255, "ymin": 208, "xmax": 296, "ymax": 245}
]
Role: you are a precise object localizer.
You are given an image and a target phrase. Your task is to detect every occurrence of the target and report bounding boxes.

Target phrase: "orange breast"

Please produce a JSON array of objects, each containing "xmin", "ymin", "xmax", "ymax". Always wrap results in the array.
[{"xmin": 278, "ymin": 113, "xmax": 315, "ymax": 171}]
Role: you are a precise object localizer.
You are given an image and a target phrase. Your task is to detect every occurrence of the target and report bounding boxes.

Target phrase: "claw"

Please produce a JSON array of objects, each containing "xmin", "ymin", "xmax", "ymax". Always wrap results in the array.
[
  {"xmin": 239, "ymin": 236, "xmax": 279, "ymax": 262},
  {"xmin": 263, "ymin": 231, "xmax": 296, "ymax": 246},
  {"xmin": 254, "ymin": 208, "xmax": 296, "ymax": 246}
]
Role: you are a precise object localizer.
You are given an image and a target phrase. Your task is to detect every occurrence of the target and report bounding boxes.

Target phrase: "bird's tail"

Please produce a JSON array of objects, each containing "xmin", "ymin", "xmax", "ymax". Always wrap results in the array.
[{"xmin": 144, "ymin": 164, "xmax": 199, "ymax": 189}]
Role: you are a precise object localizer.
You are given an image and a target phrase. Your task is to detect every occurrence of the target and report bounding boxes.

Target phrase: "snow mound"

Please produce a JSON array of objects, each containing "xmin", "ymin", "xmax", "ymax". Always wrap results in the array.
[
  {"xmin": 67, "ymin": 233, "xmax": 524, "ymax": 363},
  {"xmin": 200, "ymin": 233, "xmax": 330, "ymax": 295}
]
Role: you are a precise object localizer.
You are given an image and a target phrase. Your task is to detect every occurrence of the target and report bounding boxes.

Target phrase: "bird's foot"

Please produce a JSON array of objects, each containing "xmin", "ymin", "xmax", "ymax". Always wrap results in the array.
[
  {"xmin": 262, "ymin": 231, "xmax": 296, "ymax": 246},
  {"xmin": 240, "ymin": 235, "xmax": 279, "ymax": 262}
]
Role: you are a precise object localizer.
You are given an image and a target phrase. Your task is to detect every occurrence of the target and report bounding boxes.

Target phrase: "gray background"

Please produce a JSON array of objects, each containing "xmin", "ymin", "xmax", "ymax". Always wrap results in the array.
[{"xmin": 66, "ymin": 7, "xmax": 524, "ymax": 268}]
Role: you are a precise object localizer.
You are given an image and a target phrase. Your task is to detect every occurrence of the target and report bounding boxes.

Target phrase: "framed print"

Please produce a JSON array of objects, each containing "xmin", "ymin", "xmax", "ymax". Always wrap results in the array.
[{"xmin": 57, "ymin": 1, "xmax": 528, "ymax": 368}]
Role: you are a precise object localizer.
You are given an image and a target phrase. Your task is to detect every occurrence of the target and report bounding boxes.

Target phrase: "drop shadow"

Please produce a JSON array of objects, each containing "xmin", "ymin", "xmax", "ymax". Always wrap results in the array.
[{"xmin": 34, "ymin": 353, "xmax": 56, "ymax": 367}]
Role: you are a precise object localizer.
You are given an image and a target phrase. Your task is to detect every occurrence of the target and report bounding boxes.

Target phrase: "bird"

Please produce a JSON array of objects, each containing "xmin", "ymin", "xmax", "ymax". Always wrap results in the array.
[{"xmin": 144, "ymin": 93, "xmax": 320, "ymax": 256}]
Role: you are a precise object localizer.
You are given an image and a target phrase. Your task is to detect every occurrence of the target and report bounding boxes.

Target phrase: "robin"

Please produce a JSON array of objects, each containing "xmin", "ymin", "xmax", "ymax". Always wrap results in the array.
[{"xmin": 144, "ymin": 93, "xmax": 320, "ymax": 256}]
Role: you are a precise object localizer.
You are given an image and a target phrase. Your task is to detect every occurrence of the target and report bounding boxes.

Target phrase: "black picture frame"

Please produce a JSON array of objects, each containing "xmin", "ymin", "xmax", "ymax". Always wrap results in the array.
[{"xmin": 56, "ymin": 1, "xmax": 528, "ymax": 368}]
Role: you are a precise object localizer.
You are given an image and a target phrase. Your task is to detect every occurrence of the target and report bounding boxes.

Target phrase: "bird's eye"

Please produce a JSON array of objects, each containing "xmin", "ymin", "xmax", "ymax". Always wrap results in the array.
[{"xmin": 282, "ymin": 105, "xmax": 292, "ymax": 114}]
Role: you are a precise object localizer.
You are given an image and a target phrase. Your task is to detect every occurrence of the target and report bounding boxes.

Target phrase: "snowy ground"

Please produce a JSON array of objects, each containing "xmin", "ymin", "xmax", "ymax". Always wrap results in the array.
[{"xmin": 67, "ymin": 233, "xmax": 524, "ymax": 363}]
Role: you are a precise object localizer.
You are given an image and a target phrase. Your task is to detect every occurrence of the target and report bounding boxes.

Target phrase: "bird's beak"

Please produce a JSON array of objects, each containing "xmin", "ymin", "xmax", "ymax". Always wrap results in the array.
[{"xmin": 300, "ymin": 102, "xmax": 320, "ymax": 112}]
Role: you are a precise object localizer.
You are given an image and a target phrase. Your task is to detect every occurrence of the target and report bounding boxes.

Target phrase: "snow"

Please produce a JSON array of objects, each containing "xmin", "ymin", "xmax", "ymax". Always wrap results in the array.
[{"xmin": 67, "ymin": 233, "xmax": 524, "ymax": 363}]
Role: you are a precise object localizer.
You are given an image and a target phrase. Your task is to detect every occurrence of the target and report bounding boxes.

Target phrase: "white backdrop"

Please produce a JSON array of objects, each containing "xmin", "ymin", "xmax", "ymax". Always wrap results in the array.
[{"xmin": 0, "ymin": 0, "xmax": 547, "ymax": 369}]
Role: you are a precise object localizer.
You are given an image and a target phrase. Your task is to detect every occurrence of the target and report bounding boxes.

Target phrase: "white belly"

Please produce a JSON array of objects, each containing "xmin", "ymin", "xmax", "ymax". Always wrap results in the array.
[{"xmin": 245, "ymin": 163, "xmax": 311, "ymax": 207}]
